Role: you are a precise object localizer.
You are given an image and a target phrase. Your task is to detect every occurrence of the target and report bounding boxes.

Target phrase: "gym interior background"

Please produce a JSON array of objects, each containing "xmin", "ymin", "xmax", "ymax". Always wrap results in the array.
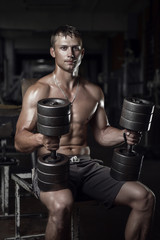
[{"xmin": 0, "ymin": 0, "xmax": 160, "ymax": 239}]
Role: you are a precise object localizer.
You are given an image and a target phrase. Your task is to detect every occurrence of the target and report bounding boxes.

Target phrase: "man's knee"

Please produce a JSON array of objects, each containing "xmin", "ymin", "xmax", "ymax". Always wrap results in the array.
[
  {"xmin": 49, "ymin": 197, "xmax": 73, "ymax": 216},
  {"xmin": 133, "ymin": 187, "xmax": 155, "ymax": 212},
  {"xmin": 47, "ymin": 197, "xmax": 73, "ymax": 231},
  {"xmin": 115, "ymin": 182, "xmax": 156, "ymax": 212},
  {"xmin": 40, "ymin": 189, "xmax": 74, "ymax": 216}
]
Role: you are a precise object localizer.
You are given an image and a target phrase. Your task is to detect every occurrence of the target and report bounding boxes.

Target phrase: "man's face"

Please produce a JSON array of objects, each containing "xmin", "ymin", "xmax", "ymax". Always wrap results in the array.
[{"xmin": 51, "ymin": 34, "xmax": 84, "ymax": 73}]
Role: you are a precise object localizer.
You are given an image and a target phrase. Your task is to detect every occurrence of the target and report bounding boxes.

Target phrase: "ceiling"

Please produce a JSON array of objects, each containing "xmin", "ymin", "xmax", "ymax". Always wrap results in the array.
[
  {"xmin": 0, "ymin": 0, "xmax": 149, "ymax": 13},
  {"xmin": 0, "ymin": 0, "xmax": 150, "ymax": 57},
  {"xmin": 0, "ymin": 0, "xmax": 150, "ymax": 32}
]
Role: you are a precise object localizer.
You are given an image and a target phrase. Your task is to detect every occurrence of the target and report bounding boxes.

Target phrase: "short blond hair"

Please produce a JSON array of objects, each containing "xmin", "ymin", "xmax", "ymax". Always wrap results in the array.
[{"xmin": 50, "ymin": 25, "xmax": 82, "ymax": 48}]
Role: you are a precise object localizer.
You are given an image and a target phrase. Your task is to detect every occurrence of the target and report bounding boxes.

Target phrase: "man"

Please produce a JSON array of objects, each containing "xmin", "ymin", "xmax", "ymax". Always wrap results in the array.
[{"xmin": 15, "ymin": 25, "xmax": 155, "ymax": 240}]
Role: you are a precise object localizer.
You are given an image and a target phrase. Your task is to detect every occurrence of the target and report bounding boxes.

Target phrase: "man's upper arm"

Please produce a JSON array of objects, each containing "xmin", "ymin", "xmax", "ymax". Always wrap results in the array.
[
  {"xmin": 90, "ymin": 89, "xmax": 109, "ymax": 138},
  {"xmin": 90, "ymin": 103, "xmax": 109, "ymax": 130},
  {"xmin": 16, "ymin": 86, "xmax": 39, "ymax": 134}
]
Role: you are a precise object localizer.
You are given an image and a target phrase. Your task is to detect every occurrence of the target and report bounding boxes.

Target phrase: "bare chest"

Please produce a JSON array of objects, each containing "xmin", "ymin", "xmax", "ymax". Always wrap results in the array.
[
  {"xmin": 46, "ymin": 83, "xmax": 98, "ymax": 125},
  {"xmin": 71, "ymin": 97, "xmax": 98, "ymax": 125}
]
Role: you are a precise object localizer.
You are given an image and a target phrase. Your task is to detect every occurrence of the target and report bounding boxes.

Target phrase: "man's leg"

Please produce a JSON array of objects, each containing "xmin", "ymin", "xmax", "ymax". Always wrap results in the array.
[
  {"xmin": 114, "ymin": 181, "xmax": 155, "ymax": 240},
  {"xmin": 40, "ymin": 188, "xmax": 74, "ymax": 240}
]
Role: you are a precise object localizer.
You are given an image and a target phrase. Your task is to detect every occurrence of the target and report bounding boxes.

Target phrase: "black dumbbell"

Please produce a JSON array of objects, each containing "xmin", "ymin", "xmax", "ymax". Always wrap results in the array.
[
  {"xmin": 110, "ymin": 97, "xmax": 155, "ymax": 181},
  {"xmin": 37, "ymin": 98, "xmax": 71, "ymax": 191}
]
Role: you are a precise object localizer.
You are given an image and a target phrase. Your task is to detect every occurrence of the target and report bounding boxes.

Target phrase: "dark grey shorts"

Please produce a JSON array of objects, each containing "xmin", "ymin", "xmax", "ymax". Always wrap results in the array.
[{"xmin": 33, "ymin": 155, "xmax": 125, "ymax": 209}]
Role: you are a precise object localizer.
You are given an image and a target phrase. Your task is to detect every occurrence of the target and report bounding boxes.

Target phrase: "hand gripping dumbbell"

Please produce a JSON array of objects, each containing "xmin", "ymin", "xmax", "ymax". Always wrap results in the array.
[
  {"xmin": 37, "ymin": 98, "xmax": 71, "ymax": 191},
  {"xmin": 110, "ymin": 97, "xmax": 155, "ymax": 181}
]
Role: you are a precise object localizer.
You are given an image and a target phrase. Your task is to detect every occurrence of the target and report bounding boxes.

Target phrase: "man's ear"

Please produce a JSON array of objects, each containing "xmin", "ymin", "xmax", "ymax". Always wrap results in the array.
[
  {"xmin": 50, "ymin": 47, "xmax": 55, "ymax": 58},
  {"xmin": 81, "ymin": 48, "xmax": 85, "ymax": 59}
]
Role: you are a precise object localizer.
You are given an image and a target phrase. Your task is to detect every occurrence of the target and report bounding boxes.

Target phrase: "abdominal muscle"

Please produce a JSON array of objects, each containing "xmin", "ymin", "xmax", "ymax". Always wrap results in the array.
[
  {"xmin": 37, "ymin": 125, "xmax": 90, "ymax": 157},
  {"xmin": 37, "ymin": 143, "xmax": 90, "ymax": 157},
  {"xmin": 58, "ymin": 145, "xmax": 90, "ymax": 156}
]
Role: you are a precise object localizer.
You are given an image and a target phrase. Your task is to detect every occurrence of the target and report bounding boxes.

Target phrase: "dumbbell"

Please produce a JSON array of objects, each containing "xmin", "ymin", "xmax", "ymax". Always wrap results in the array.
[
  {"xmin": 37, "ymin": 98, "xmax": 71, "ymax": 191},
  {"xmin": 110, "ymin": 97, "xmax": 155, "ymax": 181}
]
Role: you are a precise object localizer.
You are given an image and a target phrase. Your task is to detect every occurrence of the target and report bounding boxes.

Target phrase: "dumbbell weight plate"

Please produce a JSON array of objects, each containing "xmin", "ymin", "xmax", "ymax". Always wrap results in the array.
[
  {"xmin": 111, "ymin": 159, "xmax": 142, "ymax": 174},
  {"xmin": 121, "ymin": 108, "xmax": 151, "ymax": 123},
  {"xmin": 38, "ymin": 178, "xmax": 68, "ymax": 192},
  {"xmin": 37, "ymin": 98, "xmax": 71, "ymax": 117},
  {"xmin": 112, "ymin": 148, "xmax": 143, "ymax": 166},
  {"xmin": 37, "ymin": 122, "xmax": 70, "ymax": 136},
  {"xmin": 120, "ymin": 116, "xmax": 151, "ymax": 132},
  {"xmin": 37, "ymin": 169, "xmax": 69, "ymax": 183},
  {"xmin": 123, "ymin": 98, "xmax": 154, "ymax": 114},
  {"xmin": 37, "ymin": 153, "xmax": 69, "ymax": 174},
  {"xmin": 37, "ymin": 113, "xmax": 71, "ymax": 126},
  {"xmin": 37, "ymin": 153, "xmax": 69, "ymax": 191},
  {"xmin": 110, "ymin": 168, "xmax": 140, "ymax": 181},
  {"xmin": 120, "ymin": 98, "xmax": 154, "ymax": 131},
  {"xmin": 110, "ymin": 148, "xmax": 144, "ymax": 181}
]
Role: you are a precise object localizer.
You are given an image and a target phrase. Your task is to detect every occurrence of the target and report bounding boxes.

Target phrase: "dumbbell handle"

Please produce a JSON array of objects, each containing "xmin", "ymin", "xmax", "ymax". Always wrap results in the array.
[
  {"xmin": 124, "ymin": 131, "xmax": 138, "ymax": 154},
  {"xmin": 51, "ymin": 150, "xmax": 57, "ymax": 159},
  {"xmin": 127, "ymin": 144, "xmax": 133, "ymax": 154}
]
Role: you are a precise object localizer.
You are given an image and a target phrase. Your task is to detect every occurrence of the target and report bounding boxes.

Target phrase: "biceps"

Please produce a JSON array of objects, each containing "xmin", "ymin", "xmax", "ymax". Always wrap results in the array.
[
  {"xmin": 90, "ymin": 107, "xmax": 109, "ymax": 132},
  {"xmin": 16, "ymin": 108, "xmax": 37, "ymax": 133}
]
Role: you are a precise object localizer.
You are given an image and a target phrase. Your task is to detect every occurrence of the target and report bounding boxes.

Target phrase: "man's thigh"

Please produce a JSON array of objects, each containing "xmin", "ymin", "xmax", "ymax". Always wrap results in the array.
[
  {"xmin": 114, "ymin": 181, "xmax": 150, "ymax": 207},
  {"xmin": 77, "ymin": 160, "xmax": 125, "ymax": 209}
]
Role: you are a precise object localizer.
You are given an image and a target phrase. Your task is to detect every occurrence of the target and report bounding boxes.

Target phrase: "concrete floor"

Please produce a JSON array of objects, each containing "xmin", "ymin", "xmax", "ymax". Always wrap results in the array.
[{"xmin": 0, "ymin": 139, "xmax": 160, "ymax": 240}]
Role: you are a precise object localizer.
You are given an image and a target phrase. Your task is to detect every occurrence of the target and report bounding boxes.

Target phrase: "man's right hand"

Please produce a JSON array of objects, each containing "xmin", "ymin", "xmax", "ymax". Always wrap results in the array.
[{"xmin": 42, "ymin": 135, "xmax": 60, "ymax": 151}]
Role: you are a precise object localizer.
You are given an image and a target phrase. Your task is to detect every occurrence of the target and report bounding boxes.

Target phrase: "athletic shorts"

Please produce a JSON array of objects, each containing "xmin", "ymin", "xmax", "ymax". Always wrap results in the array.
[{"xmin": 32, "ymin": 155, "xmax": 125, "ymax": 209}]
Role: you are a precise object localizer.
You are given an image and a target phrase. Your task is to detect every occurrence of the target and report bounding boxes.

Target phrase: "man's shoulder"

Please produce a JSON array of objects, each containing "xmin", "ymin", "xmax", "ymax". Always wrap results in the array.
[
  {"xmin": 82, "ymin": 79, "xmax": 103, "ymax": 97},
  {"xmin": 26, "ymin": 80, "xmax": 47, "ymax": 95},
  {"xmin": 81, "ymin": 77, "xmax": 99, "ymax": 88},
  {"xmin": 23, "ymin": 74, "xmax": 52, "ymax": 103},
  {"xmin": 28, "ymin": 73, "xmax": 52, "ymax": 92},
  {"xmin": 36, "ymin": 73, "xmax": 52, "ymax": 86}
]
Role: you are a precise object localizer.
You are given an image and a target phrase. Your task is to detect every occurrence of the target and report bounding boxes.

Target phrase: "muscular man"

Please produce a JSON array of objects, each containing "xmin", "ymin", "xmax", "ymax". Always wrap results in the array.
[{"xmin": 15, "ymin": 25, "xmax": 155, "ymax": 240}]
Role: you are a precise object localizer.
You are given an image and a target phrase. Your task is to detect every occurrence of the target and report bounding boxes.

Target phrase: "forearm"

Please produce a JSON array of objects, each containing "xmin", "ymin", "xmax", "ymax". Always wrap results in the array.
[
  {"xmin": 94, "ymin": 126, "xmax": 125, "ymax": 147},
  {"xmin": 14, "ymin": 130, "xmax": 43, "ymax": 153}
]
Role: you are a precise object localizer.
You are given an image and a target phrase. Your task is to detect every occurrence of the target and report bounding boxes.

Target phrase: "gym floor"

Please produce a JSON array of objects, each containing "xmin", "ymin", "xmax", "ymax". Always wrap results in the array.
[{"xmin": 0, "ymin": 133, "xmax": 160, "ymax": 240}]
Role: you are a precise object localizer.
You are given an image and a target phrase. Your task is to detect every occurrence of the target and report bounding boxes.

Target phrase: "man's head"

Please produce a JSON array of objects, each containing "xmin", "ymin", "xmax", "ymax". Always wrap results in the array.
[
  {"xmin": 50, "ymin": 25, "xmax": 84, "ymax": 76},
  {"xmin": 50, "ymin": 25, "xmax": 82, "ymax": 49}
]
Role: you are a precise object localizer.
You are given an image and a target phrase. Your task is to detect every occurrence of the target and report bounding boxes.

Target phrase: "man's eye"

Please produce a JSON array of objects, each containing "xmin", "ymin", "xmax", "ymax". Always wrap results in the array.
[
  {"xmin": 73, "ymin": 46, "xmax": 80, "ymax": 51},
  {"xmin": 61, "ymin": 46, "xmax": 67, "ymax": 50}
]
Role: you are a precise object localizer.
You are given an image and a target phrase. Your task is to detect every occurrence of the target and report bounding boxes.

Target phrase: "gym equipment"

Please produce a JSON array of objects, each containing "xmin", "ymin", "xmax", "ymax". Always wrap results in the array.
[
  {"xmin": 37, "ymin": 98, "xmax": 71, "ymax": 191},
  {"xmin": 0, "ymin": 121, "xmax": 19, "ymax": 217},
  {"xmin": 110, "ymin": 97, "xmax": 154, "ymax": 181}
]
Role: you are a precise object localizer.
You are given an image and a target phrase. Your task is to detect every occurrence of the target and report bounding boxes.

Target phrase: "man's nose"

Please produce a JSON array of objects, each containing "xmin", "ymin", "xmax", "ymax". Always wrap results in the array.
[{"xmin": 68, "ymin": 47, "xmax": 74, "ymax": 57}]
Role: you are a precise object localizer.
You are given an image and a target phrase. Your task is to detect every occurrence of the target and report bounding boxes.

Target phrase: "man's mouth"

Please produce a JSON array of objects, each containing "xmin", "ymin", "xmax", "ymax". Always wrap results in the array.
[{"xmin": 65, "ymin": 60, "xmax": 76, "ymax": 64}]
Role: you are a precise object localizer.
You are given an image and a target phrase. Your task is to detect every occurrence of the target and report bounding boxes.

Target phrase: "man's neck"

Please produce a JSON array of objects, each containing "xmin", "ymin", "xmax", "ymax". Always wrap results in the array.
[
  {"xmin": 54, "ymin": 69, "xmax": 78, "ymax": 88},
  {"xmin": 53, "ymin": 71, "xmax": 78, "ymax": 90}
]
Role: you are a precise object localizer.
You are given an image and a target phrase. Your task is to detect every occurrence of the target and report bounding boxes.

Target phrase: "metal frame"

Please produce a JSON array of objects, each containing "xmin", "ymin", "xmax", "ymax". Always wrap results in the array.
[
  {"xmin": 0, "ymin": 139, "xmax": 9, "ymax": 216},
  {"xmin": 0, "ymin": 139, "xmax": 18, "ymax": 217},
  {"xmin": 1, "ymin": 165, "xmax": 10, "ymax": 215},
  {"xmin": 5, "ymin": 173, "xmax": 45, "ymax": 240},
  {"xmin": 71, "ymin": 204, "xmax": 80, "ymax": 240}
]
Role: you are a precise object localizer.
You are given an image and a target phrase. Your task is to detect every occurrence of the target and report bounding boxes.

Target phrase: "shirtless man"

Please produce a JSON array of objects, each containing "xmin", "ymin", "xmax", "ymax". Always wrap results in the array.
[{"xmin": 15, "ymin": 25, "xmax": 155, "ymax": 240}]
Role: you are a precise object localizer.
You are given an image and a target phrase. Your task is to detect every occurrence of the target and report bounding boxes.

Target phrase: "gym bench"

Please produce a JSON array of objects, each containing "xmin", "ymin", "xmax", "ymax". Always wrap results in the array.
[{"xmin": 4, "ymin": 170, "xmax": 97, "ymax": 240}]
